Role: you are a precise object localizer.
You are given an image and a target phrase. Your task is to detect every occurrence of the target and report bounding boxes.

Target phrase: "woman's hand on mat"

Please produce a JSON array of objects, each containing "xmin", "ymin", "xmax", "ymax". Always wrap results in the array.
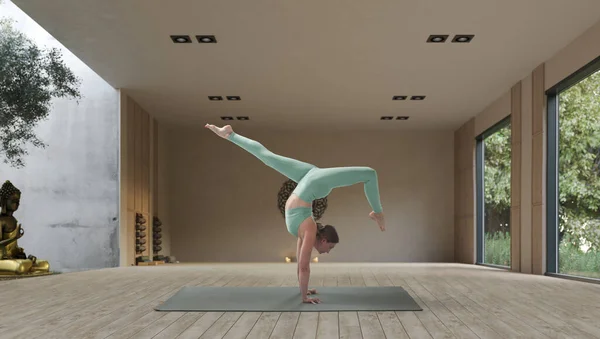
[
  {"xmin": 306, "ymin": 288, "xmax": 317, "ymax": 295},
  {"xmin": 303, "ymin": 296, "xmax": 321, "ymax": 304}
]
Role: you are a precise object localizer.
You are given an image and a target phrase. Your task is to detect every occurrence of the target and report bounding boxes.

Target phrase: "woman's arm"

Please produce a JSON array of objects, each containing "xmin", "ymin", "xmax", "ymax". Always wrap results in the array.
[
  {"xmin": 297, "ymin": 237, "xmax": 317, "ymax": 296},
  {"xmin": 296, "ymin": 237, "xmax": 301, "ymax": 283},
  {"xmin": 297, "ymin": 230, "xmax": 320, "ymax": 303}
]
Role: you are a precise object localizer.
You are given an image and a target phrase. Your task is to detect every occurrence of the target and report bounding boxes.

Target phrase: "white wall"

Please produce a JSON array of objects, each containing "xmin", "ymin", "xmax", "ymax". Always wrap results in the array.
[
  {"xmin": 0, "ymin": 1, "xmax": 119, "ymax": 272},
  {"xmin": 545, "ymin": 18, "xmax": 600, "ymax": 90}
]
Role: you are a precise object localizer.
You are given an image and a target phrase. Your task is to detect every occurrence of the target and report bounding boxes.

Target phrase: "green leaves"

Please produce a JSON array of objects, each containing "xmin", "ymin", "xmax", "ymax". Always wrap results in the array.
[
  {"xmin": 484, "ymin": 124, "xmax": 511, "ymax": 210},
  {"xmin": 557, "ymin": 70, "xmax": 600, "ymax": 250},
  {"xmin": 0, "ymin": 18, "xmax": 81, "ymax": 168},
  {"xmin": 484, "ymin": 70, "xmax": 600, "ymax": 251}
]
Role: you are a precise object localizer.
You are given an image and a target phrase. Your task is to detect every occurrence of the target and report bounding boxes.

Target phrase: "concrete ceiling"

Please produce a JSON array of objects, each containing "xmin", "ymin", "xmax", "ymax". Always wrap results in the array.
[{"xmin": 11, "ymin": 0, "xmax": 600, "ymax": 131}]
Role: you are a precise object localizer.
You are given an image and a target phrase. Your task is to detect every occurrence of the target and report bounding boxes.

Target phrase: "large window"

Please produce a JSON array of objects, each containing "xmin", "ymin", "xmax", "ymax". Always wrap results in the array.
[
  {"xmin": 476, "ymin": 117, "xmax": 512, "ymax": 268},
  {"xmin": 547, "ymin": 56, "xmax": 600, "ymax": 281}
]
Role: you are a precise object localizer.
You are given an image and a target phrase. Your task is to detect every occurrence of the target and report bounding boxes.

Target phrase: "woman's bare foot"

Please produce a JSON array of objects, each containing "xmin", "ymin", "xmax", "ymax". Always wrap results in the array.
[
  {"xmin": 369, "ymin": 211, "xmax": 386, "ymax": 231},
  {"xmin": 205, "ymin": 124, "xmax": 233, "ymax": 139}
]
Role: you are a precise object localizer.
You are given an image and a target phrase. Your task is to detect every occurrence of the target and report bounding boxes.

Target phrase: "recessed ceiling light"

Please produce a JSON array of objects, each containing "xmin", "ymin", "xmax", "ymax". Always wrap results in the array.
[
  {"xmin": 236, "ymin": 116, "xmax": 249, "ymax": 120},
  {"xmin": 170, "ymin": 35, "xmax": 192, "ymax": 43},
  {"xmin": 221, "ymin": 116, "xmax": 234, "ymax": 120},
  {"xmin": 393, "ymin": 96, "xmax": 407, "ymax": 100},
  {"xmin": 208, "ymin": 96, "xmax": 223, "ymax": 101},
  {"xmin": 380, "ymin": 116, "xmax": 394, "ymax": 120},
  {"xmin": 410, "ymin": 95, "xmax": 426, "ymax": 100},
  {"xmin": 452, "ymin": 35, "xmax": 474, "ymax": 43},
  {"xmin": 396, "ymin": 116, "xmax": 409, "ymax": 120},
  {"xmin": 196, "ymin": 35, "xmax": 217, "ymax": 43},
  {"xmin": 427, "ymin": 35, "xmax": 448, "ymax": 43},
  {"xmin": 227, "ymin": 96, "xmax": 241, "ymax": 101}
]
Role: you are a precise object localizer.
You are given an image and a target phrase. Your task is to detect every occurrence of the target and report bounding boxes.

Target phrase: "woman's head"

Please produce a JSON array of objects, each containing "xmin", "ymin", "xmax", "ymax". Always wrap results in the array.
[{"xmin": 315, "ymin": 223, "xmax": 338, "ymax": 254}]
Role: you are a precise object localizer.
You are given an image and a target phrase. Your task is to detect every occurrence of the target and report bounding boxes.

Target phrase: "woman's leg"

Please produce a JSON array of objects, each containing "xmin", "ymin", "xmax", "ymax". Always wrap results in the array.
[
  {"xmin": 311, "ymin": 166, "xmax": 383, "ymax": 213},
  {"xmin": 227, "ymin": 132, "xmax": 316, "ymax": 183}
]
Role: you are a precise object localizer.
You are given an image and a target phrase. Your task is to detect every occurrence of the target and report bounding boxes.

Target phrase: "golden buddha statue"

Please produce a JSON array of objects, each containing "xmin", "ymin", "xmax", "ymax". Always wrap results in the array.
[{"xmin": 0, "ymin": 180, "xmax": 50, "ymax": 275}]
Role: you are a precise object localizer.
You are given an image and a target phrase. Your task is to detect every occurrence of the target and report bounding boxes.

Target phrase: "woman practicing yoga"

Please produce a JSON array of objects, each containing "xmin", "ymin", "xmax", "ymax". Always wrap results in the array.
[{"xmin": 206, "ymin": 124, "xmax": 386, "ymax": 304}]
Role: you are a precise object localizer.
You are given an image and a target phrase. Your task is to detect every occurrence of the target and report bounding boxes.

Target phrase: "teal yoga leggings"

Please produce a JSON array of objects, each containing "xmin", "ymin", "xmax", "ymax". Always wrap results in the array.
[{"xmin": 227, "ymin": 132, "xmax": 383, "ymax": 237}]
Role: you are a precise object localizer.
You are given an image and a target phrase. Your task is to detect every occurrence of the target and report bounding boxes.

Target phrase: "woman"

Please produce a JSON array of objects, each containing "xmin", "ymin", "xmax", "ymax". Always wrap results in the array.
[{"xmin": 206, "ymin": 124, "xmax": 386, "ymax": 304}]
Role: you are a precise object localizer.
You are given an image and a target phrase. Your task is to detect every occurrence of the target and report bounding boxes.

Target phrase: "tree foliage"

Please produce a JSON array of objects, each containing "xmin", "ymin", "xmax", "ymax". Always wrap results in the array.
[
  {"xmin": 0, "ymin": 17, "xmax": 81, "ymax": 168},
  {"xmin": 484, "ymin": 70, "xmax": 600, "ymax": 251},
  {"xmin": 557, "ymin": 70, "xmax": 600, "ymax": 250},
  {"xmin": 484, "ymin": 124, "xmax": 511, "ymax": 211},
  {"xmin": 483, "ymin": 124, "xmax": 511, "ymax": 235}
]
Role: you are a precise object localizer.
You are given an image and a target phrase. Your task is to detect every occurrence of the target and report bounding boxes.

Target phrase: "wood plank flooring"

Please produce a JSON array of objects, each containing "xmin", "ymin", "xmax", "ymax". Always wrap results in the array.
[{"xmin": 1, "ymin": 263, "xmax": 599, "ymax": 339}]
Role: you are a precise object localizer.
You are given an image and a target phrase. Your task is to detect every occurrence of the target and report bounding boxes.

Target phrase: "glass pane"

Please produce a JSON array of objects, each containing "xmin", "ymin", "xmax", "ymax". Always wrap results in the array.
[
  {"xmin": 557, "ymin": 69, "xmax": 600, "ymax": 279},
  {"xmin": 483, "ymin": 123, "xmax": 512, "ymax": 266}
]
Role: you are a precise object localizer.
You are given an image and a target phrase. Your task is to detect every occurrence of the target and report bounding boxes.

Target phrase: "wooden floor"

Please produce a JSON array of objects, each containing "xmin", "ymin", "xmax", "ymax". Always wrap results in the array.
[{"xmin": 1, "ymin": 263, "xmax": 600, "ymax": 339}]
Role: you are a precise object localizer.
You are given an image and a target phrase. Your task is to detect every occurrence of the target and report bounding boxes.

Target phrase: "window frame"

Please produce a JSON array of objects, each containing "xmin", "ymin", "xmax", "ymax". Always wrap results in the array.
[
  {"xmin": 545, "ymin": 54, "xmax": 600, "ymax": 284},
  {"xmin": 475, "ymin": 115, "xmax": 512, "ymax": 269}
]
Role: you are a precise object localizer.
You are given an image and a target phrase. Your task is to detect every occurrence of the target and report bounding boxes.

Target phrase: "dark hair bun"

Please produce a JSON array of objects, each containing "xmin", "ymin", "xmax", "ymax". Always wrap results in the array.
[{"xmin": 277, "ymin": 179, "xmax": 328, "ymax": 220}]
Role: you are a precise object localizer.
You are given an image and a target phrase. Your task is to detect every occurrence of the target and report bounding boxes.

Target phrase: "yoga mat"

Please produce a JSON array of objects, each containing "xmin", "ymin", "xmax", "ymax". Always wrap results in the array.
[{"xmin": 155, "ymin": 286, "xmax": 422, "ymax": 312}]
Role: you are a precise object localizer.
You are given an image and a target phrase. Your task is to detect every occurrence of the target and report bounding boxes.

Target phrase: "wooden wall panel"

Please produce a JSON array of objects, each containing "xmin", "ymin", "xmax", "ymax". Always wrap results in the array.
[
  {"xmin": 510, "ymin": 206, "xmax": 521, "ymax": 271},
  {"xmin": 127, "ymin": 210, "xmax": 135, "ymax": 265},
  {"xmin": 453, "ymin": 128, "xmax": 461, "ymax": 262},
  {"xmin": 465, "ymin": 216, "xmax": 475, "ymax": 262},
  {"xmin": 127, "ymin": 98, "xmax": 135, "ymax": 210},
  {"xmin": 454, "ymin": 63, "xmax": 547, "ymax": 275},
  {"xmin": 532, "ymin": 204, "xmax": 546, "ymax": 274},
  {"xmin": 532, "ymin": 134, "xmax": 544, "ymax": 206},
  {"xmin": 511, "ymin": 144, "xmax": 522, "ymax": 207},
  {"xmin": 532, "ymin": 64, "xmax": 546, "ymax": 135},
  {"xmin": 134, "ymin": 105, "xmax": 143, "ymax": 212},
  {"xmin": 454, "ymin": 118, "xmax": 475, "ymax": 264},
  {"xmin": 146, "ymin": 117, "xmax": 154, "ymax": 258},
  {"xmin": 511, "ymin": 82, "xmax": 522, "ymax": 145},
  {"xmin": 531, "ymin": 63, "xmax": 546, "ymax": 275},
  {"xmin": 520, "ymin": 73, "xmax": 534, "ymax": 274},
  {"xmin": 153, "ymin": 119, "xmax": 159, "ymax": 213},
  {"xmin": 510, "ymin": 82, "xmax": 522, "ymax": 272},
  {"xmin": 141, "ymin": 111, "xmax": 150, "ymax": 214},
  {"xmin": 454, "ymin": 124, "xmax": 462, "ymax": 261},
  {"xmin": 455, "ymin": 169, "xmax": 463, "ymax": 217},
  {"xmin": 120, "ymin": 93, "xmax": 161, "ymax": 266},
  {"xmin": 464, "ymin": 167, "xmax": 474, "ymax": 216}
]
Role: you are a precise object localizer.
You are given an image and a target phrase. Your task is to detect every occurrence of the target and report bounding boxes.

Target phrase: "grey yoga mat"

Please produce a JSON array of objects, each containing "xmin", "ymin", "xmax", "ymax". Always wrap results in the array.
[{"xmin": 155, "ymin": 286, "xmax": 422, "ymax": 312}]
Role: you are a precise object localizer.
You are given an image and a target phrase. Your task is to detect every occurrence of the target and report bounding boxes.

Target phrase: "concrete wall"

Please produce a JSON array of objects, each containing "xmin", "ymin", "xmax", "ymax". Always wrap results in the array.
[
  {"xmin": 165, "ymin": 126, "xmax": 455, "ymax": 263},
  {"xmin": 0, "ymin": 1, "xmax": 119, "ymax": 272}
]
